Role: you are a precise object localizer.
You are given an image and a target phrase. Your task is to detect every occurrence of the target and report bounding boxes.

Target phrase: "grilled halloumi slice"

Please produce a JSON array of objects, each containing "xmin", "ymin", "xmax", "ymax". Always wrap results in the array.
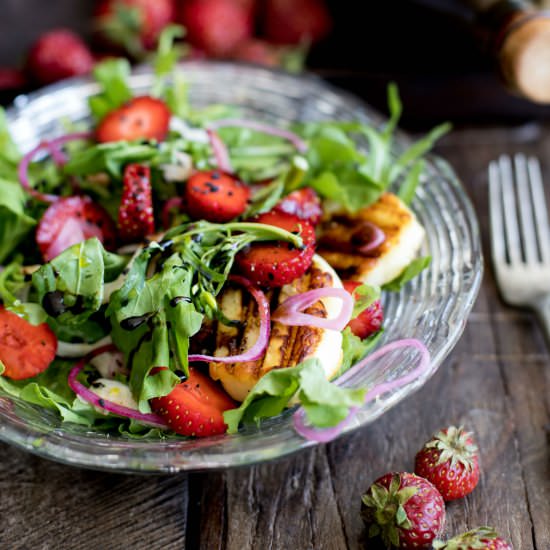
[
  {"xmin": 209, "ymin": 255, "xmax": 344, "ymax": 402},
  {"xmin": 317, "ymin": 192, "xmax": 425, "ymax": 286}
]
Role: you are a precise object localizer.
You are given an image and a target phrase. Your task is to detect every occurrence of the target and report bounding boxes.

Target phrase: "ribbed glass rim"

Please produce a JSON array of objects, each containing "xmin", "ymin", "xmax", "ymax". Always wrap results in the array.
[{"xmin": 0, "ymin": 62, "xmax": 483, "ymax": 473}]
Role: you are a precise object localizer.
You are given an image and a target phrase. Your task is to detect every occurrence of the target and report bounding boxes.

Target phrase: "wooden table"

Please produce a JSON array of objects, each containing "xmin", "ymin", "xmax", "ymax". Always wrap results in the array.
[{"xmin": 1, "ymin": 124, "xmax": 549, "ymax": 549}]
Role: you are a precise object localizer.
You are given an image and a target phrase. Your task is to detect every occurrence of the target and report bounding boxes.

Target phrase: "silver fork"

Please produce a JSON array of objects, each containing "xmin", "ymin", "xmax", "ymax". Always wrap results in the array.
[{"xmin": 489, "ymin": 154, "xmax": 550, "ymax": 345}]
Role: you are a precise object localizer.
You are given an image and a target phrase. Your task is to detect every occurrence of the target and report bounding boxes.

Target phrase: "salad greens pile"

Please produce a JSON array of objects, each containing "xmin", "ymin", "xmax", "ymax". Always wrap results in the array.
[{"xmin": 0, "ymin": 29, "xmax": 448, "ymax": 438}]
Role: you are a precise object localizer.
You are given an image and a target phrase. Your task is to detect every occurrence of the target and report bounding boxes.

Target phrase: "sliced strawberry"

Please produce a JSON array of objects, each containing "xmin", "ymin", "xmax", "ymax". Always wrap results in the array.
[
  {"xmin": 150, "ymin": 367, "xmax": 236, "ymax": 437},
  {"xmin": 118, "ymin": 163, "xmax": 155, "ymax": 243},
  {"xmin": 96, "ymin": 96, "xmax": 171, "ymax": 143},
  {"xmin": 184, "ymin": 170, "xmax": 250, "ymax": 223},
  {"xmin": 0, "ymin": 308, "xmax": 57, "ymax": 380},
  {"xmin": 179, "ymin": 0, "xmax": 253, "ymax": 58},
  {"xmin": 36, "ymin": 196, "xmax": 116, "ymax": 262},
  {"xmin": 236, "ymin": 211, "xmax": 316, "ymax": 287},
  {"xmin": 26, "ymin": 29, "xmax": 94, "ymax": 85},
  {"xmin": 262, "ymin": 0, "xmax": 332, "ymax": 45},
  {"xmin": 274, "ymin": 187, "xmax": 322, "ymax": 225},
  {"xmin": 343, "ymin": 280, "xmax": 383, "ymax": 339}
]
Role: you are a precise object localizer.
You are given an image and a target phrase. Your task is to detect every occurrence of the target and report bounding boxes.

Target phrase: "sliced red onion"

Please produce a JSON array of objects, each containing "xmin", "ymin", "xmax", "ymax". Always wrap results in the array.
[
  {"xmin": 162, "ymin": 196, "xmax": 185, "ymax": 229},
  {"xmin": 208, "ymin": 119, "xmax": 308, "ymax": 153},
  {"xmin": 206, "ymin": 128, "xmax": 233, "ymax": 173},
  {"xmin": 272, "ymin": 287, "xmax": 354, "ymax": 331},
  {"xmin": 18, "ymin": 132, "xmax": 92, "ymax": 203},
  {"xmin": 68, "ymin": 344, "xmax": 167, "ymax": 429},
  {"xmin": 353, "ymin": 221, "xmax": 386, "ymax": 254},
  {"xmin": 188, "ymin": 275, "xmax": 270, "ymax": 364},
  {"xmin": 293, "ymin": 338, "xmax": 431, "ymax": 442}
]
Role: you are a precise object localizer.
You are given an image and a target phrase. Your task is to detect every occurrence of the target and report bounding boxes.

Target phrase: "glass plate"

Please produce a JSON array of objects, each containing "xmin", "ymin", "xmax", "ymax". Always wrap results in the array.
[{"xmin": 0, "ymin": 62, "xmax": 482, "ymax": 473}]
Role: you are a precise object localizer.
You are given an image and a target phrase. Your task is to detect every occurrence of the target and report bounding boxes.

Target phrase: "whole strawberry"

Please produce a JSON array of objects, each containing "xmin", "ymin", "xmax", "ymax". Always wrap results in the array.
[
  {"xmin": 94, "ymin": 0, "xmax": 176, "ymax": 57},
  {"xmin": 433, "ymin": 526, "xmax": 513, "ymax": 550},
  {"xmin": 361, "ymin": 472, "xmax": 445, "ymax": 549},
  {"xmin": 415, "ymin": 425, "xmax": 479, "ymax": 501},
  {"xmin": 179, "ymin": 0, "xmax": 253, "ymax": 58},
  {"xmin": 26, "ymin": 29, "xmax": 94, "ymax": 85}
]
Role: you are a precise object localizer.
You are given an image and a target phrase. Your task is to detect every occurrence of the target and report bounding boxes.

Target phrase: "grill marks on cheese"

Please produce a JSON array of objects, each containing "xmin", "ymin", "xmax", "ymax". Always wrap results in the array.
[
  {"xmin": 318, "ymin": 192, "xmax": 425, "ymax": 286},
  {"xmin": 208, "ymin": 263, "xmax": 335, "ymax": 402}
]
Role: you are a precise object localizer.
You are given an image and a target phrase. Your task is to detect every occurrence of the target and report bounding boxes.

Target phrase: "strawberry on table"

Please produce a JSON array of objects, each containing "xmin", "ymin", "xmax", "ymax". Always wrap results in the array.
[
  {"xmin": 0, "ymin": 308, "xmax": 57, "ymax": 380},
  {"xmin": 236, "ymin": 211, "xmax": 316, "ymax": 287},
  {"xmin": 36, "ymin": 196, "xmax": 117, "ymax": 262},
  {"xmin": 361, "ymin": 472, "xmax": 446, "ymax": 549},
  {"xmin": 96, "ymin": 96, "xmax": 171, "ymax": 143},
  {"xmin": 433, "ymin": 526, "xmax": 513, "ymax": 550},
  {"xmin": 26, "ymin": 29, "xmax": 94, "ymax": 85},
  {"xmin": 150, "ymin": 367, "xmax": 236, "ymax": 437},
  {"xmin": 179, "ymin": 0, "xmax": 253, "ymax": 58},
  {"xmin": 274, "ymin": 187, "xmax": 322, "ymax": 225},
  {"xmin": 343, "ymin": 280, "xmax": 383, "ymax": 339},
  {"xmin": 94, "ymin": 0, "xmax": 176, "ymax": 55},
  {"xmin": 414, "ymin": 425, "xmax": 480, "ymax": 501},
  {"xmin": 185, "ymin": 170, "xmax": 250, "ymax": 223},
  {"xmin": 118, "ymin": 163, "xmax": 155, "ymax": 243}
]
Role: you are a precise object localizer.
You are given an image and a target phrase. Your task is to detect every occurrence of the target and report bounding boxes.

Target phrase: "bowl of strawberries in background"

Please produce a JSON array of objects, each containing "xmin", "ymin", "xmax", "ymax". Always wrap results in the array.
[{"xmin": 0, "ymin": 0, "xmax": 333, "ymax": 99}]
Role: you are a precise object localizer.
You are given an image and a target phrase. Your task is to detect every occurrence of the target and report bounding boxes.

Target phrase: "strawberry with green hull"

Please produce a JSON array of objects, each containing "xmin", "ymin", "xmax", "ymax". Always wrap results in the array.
[
  {"xmin": 150, "ymin": 367, "xmax": 236, "ymax": 436},
  {"xmin": 96, "ymin": 96, "xmax": 171, "ymax": 143},
  {"xmin": 414, "ymin": 425, "xmax": 480, "ymax": 501},
  {"xmin": 433, "ymin": 526, "xmax": 513, "ymax": 550},
  {"xmin": 118, "ymin": 163, "xmax": 155, "ymax": 242},
  {"xmin": 94, "ymin": 0, "xmax": 176, "ymax": 56},
  {"xmin": 361, "ymin": 472, "xmax": 445, "ymax": 549},
  {"xmin": 0, "ymin": 308, "xmax": 58, "ymax": 380},
  {"xmin": 236, "ymin": 211, "xmax": 316, "ymax": 287},
  {"xmin": 185, "ymin": 170, "xmax": 251, "ymax": 223}
]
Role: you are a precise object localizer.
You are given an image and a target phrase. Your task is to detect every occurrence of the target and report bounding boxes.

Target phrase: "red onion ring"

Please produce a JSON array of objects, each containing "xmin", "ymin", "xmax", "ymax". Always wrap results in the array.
[
  {"xmin": 18, "ymin": 132, "xmax": 92, "ymax": 203},
  {"xmin": 271, "ymin": 287, "xmax": 354, "ymax": 331},
  {"xmin": 162, "ymin": 196, "xmax": 185, "ymax": 229},
  {"xmin": 68, "ymin": 344, "xmax": 167, "ymax": 429},
  {"xmin": 293, "ymin": 338, "xmax": 431, "ymax": 442},
  {"xmin": 353, "ymin": 221, "xmax": 386, "ymax": 254},
  {"xmin": 188, "ymin": 275, "xmax": 271, "ymax": 364},
  {"xmin": 208, "ymin": 119, "xmax": 308, "ymax": 153},
  {"xmin": 206, "ymin": 128, "xmax": 233, "ymax": 173}
]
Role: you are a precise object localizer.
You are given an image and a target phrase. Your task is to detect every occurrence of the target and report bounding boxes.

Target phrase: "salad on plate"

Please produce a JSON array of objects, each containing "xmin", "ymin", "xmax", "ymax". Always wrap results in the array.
[{"xmin": 0, "ymin": 30, "xmax": 450, "ymax": 443}]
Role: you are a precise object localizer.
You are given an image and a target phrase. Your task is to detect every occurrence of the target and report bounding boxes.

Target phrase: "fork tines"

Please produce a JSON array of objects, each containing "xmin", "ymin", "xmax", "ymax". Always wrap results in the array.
[{"xmin": 489, "ymin": 154, "xmax": 550, "ymax": 267}]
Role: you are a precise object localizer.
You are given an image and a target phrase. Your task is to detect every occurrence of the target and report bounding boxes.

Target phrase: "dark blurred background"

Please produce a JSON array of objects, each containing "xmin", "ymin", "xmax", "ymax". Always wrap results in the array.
[{"xmin": 1, "ymin": 0, "xmax": 550, "ymax": 130}]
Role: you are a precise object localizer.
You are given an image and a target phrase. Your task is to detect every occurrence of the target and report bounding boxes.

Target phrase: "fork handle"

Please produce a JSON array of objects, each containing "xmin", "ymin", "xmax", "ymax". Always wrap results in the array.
[{"xmin": 533, "ymin": 295, "xmax": 550, "ymax": 348}]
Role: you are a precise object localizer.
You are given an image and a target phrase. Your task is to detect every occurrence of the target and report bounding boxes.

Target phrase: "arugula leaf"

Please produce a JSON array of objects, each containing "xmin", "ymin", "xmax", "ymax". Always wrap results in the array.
[
  {"xmin": 224, "ymin": 358, "xmax": 366, "ymax": 432},
  {"xmin": 151, "ymin": 25, "xmax": 186, "ymax": 98},
  {"xmin": 0, "ymin": 108, "xmax": 20, "ymax": 173},
  {"xmin": 88, "ymin": 58, "xmax": 133, "ymax": 122},
  {"xmin": 294, "ymin": 85, "xmax": 450, "ymax": 212},
  {"xmin": 0, "ymin": 178, "xmax": 37, "ymax": 263},
  {"xmin": 383, "ymin": 256, "xmax": 431, "ymax": 292},
  {"xmin": 397, "ymin": 160, "xmax": 424, "ymax": 205},
  {"xmin": 107, "ymin": 247, "xmax": 203, "ymax": 409},
  {"xmin": 32, "ymin": 238, "xmax": 127, "ymax": 325}
]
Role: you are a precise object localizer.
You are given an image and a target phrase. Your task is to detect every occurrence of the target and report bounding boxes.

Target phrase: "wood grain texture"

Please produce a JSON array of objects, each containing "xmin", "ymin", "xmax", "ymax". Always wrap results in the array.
[{"xmin": 1, "ymin": 125, "xmax": 550, "ymax": 549}]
